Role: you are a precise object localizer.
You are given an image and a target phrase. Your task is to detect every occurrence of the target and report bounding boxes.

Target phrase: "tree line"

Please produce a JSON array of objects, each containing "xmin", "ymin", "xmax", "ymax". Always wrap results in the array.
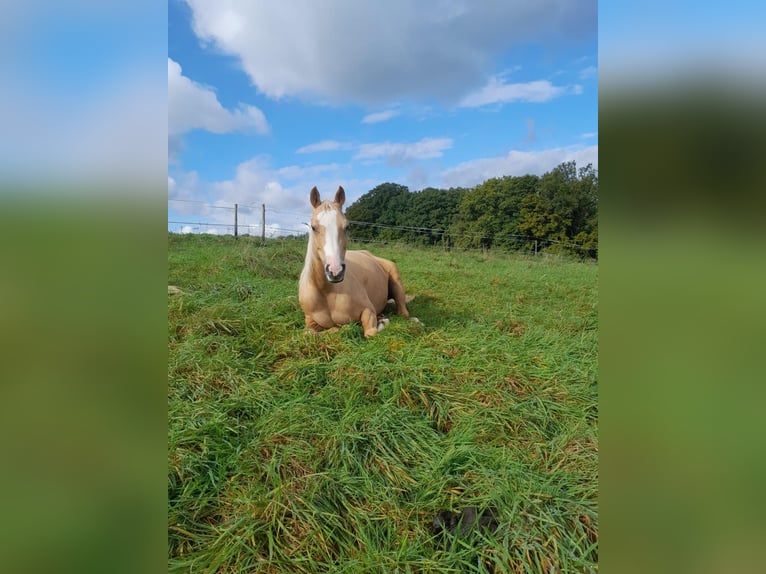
[{"xmin": 345, "ymin": 161, "xmax": 598, "ymax": 259}]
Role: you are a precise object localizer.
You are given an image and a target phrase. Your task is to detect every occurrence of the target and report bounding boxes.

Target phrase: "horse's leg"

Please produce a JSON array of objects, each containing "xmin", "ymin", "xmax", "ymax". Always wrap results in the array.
[
  {"xmin": 361, "ymin": 307, "xmax": 383, "ymax": 338},
  {"xmin": 305, "ymin": 315, "xmax": 325, "ymax": 333},
  {"xmin": 305, "ymin": 316, "xmax": 342, "ymax": 336},
  {"xmin": 386, "ymin": 267, "xmax": 410, "ymax": 318},
  {"xmin": 384, "ymin": 263, "xmax": 422, "ymax": 325}
]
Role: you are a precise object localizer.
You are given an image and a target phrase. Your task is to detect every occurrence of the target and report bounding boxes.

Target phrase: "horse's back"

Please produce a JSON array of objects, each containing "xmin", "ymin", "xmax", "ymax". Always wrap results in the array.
[
  {"xmin": 347, "ymin": 249, "xmax": 399, "ymax": 271},
  {"xmin": 345, "ymin": 249, "xmax": 386, "ymax": 274},
  {"xmin": 346, "ymin": 249, "xmax": 403, "ymax": 282}
]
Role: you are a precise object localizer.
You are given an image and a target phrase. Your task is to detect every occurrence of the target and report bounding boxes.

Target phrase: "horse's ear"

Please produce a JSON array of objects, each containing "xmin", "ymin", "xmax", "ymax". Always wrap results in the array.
[
  {"xmin": 310, "ymin": 186, "xmax": 321, "ymax": 208},
  {"xmin": 334, "ymin": 186, "xmax": 345, "ymax": 208}
]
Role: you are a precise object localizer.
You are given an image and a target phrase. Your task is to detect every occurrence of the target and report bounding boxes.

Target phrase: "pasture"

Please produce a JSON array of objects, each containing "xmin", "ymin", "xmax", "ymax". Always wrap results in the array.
[{"xmin": 168, "ymin": 234, "xmax": 598, "ymax": 573}]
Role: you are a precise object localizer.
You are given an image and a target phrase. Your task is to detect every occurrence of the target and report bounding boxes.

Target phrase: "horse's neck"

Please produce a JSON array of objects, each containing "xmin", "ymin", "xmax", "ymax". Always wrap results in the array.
[{"xmin": 300, "ymin": 235, "xmax": 327, "ymax": 291}]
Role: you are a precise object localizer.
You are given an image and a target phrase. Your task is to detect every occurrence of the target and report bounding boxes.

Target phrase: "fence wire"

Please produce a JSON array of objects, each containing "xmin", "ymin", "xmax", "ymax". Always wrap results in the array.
[{"xmin": 168, "ymin": 200, "xmax": 597, "ymax": 256}]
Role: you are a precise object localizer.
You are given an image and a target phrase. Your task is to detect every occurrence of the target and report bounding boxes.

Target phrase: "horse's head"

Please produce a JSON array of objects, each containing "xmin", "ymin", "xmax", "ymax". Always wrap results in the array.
[{"xmin": 309, "ymin": 185, "xmax": 348, "ymax": 283}]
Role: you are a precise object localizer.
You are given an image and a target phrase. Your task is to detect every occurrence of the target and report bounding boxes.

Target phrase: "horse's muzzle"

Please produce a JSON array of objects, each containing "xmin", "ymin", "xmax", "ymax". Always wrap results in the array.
[{"xmin": 325, "ymin": 263, "xmax": 346, "ymax": 283}]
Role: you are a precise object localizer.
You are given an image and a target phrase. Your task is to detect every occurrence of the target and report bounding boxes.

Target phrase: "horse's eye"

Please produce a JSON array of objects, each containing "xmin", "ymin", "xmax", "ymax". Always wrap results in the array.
[{"xmin": 311, "ymin": 225, "xmax": 317, "ymax": 232}]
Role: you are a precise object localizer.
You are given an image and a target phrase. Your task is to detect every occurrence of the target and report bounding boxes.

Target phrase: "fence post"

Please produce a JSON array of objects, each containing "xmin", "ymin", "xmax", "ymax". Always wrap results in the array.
[
  {"xmin": 234, "ymin": 203, "xmax": 238, "ymax": 239},
  {"xmin": 534, "ymin": 239, "xmax": 538, "ymax": 256},
  {"xmin": 261, "ymin": 203, "xmax": 266, "ymax": 246}
]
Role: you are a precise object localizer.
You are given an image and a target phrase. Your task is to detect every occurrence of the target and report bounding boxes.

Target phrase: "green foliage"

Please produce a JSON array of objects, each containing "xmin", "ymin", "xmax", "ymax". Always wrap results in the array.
[
  {"xmin": 168, "ymin": 234, "xmax": 598, "ymax": 572},
  {"xmin": 344, "ymin": 162, "xmax": 598, "ymax": 258},
  {"xmin": 451, "ymin": 175, "xmax": 538, "ymax": 250},
  {"xmin": 345, "ymin": 182, "xmax": 412, "ymax": 241},
  {"xmin": 404, "ymin": 186, "xmax": 467, "ymax": 246}
]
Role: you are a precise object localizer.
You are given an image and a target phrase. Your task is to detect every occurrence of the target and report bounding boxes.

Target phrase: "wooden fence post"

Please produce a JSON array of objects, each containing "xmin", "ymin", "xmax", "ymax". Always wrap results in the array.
[
  {"xmin": 261, "ymin": 204, "xmax": 266, "ymax": 246},
  {"xmin": 234, "ymin": 203, "xmax": 238, "ymax": 239}
]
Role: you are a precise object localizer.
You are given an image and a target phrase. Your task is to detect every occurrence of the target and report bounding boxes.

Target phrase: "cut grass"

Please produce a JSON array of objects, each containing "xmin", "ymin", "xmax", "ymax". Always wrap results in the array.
[{"xmin": 168, "ymin": 234, "xmax": 598, "ymax": 573}]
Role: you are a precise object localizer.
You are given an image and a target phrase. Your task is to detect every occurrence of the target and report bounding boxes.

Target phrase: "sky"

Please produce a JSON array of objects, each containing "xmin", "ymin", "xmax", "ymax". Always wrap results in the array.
[
  {"xmin": 599, "ymin": 0, "xmax": 766, "ymax": 86},
  {"xmin": 2, "ymin": 0, "xmax": 763, "ymax": 219},
  {"xmin": 0, "ymin": 1, "xmax": 166, "ymax": 187},
  {"xmin": 168, "ymin": 0, "xmax": 598, "ymax": 236}
]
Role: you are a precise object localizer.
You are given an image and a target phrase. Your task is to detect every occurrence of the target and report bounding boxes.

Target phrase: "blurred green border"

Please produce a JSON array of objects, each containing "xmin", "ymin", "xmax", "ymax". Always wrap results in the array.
[
  {"xmin": 0, "ymin": 191, "xmax": 168, "ymax": 574},
  {"xmin": 600, "ymin": 80, "xmax": 766, "ymax": 573}
]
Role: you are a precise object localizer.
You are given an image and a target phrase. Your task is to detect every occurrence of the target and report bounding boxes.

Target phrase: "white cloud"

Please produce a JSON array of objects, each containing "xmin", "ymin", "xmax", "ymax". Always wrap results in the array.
[
  {"xmin": 184, "ymin": 0, "xmax": 596, "ymax": 105},
  {"xmin": 277, "ymin": 163, "xmax": 343, "ymax": 180},
  {"xmin": 296, "ymin": 140, "xmax": 353, "ymax": 154},
  {"xmin": 441, "ymin": 145, "xmax": 598, "ymax": 188},
  {"xmin": 580, "ymin": 132, "xmax": 597, "ymax": 139},
  {"xmin": 459, "ymin": 77, "xmax": 574, "ymax": 107},
  {"xmin": 168, "ymin": 155, "xmax": 378, "ymax": 235},
  {"xmin": 168, "ymin": 57, "xmax": 269, "ymax": 151},
  {"xmin": 579, "ymin": 65, "xmax": 598, "ymax": 80},
  {"xmin": 296, "ymin": 136, "xmax": 454, "ymax": 166},
  {"xmin": 361, "ymin": 110, "xmax": 400, "ymax": 124},
  {"xmin": 265, "ymin": 223, "xmax": 281, "ymax": 238},
  {"xmin": 169, "ymin": 141, "xmax": 598, "ymax": 235},
  {"xmin": 167, "ymin": 170, "xmax": 202, "ymax": 212},
  {"xmin": 210, "ymin": 159, "xmax": 374, "ymax": 218},
  {"xmin": 354, "ymin": 137, "xmax": 453, "ymax": 162},
  {"xmin": 210, "ymin": 157, "xmax": 293, "ymax": 210}
]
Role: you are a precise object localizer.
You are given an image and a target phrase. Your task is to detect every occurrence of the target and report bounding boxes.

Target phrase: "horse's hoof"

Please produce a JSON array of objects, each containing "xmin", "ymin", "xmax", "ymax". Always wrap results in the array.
[
  {"xmin": 409, "ymin": 317, "xmax": 422, "ymax": 325},
  {"xmin": 377, "ymin": 318, "xmax": 390, "ymax": 332}
]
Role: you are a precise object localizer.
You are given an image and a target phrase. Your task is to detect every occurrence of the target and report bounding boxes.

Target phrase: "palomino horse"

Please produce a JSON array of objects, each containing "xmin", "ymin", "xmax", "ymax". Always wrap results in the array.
[{"xmin": 298, "ymin": 186, "xmax": 415, "ymax": 338}]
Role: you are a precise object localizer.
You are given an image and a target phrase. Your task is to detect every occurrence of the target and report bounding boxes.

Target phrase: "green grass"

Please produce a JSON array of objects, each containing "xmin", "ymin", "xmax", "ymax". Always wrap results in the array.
[{"xmin": 168, "ymin": 234, "xmax": 598, "ymax": 573}]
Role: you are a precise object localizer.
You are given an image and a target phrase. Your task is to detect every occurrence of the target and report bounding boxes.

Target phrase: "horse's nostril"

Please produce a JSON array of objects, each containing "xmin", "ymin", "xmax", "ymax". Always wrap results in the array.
[{"xmin": 325, "ymin": 263, "xmax": 345, "ymax": 278}]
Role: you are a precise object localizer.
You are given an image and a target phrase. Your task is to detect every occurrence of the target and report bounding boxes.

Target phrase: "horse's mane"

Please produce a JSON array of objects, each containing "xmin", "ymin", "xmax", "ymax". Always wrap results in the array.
[{"xmin": 316, "ymin": 201, "xmax": 336, "ymax": 212}]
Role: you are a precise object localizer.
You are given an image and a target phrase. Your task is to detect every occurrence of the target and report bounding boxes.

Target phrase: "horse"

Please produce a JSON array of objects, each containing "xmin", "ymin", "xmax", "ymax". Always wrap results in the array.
[{"xmin": 298, "ymin": 185, "xmax": 416, "ymax": 338}]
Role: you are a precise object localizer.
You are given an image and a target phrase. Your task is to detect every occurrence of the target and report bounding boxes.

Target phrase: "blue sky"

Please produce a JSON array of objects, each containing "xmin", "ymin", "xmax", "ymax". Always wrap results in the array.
[
  {"xmin": 0, "ymin": 1, "xmax": 166, "ymax": 185},
  {"xmin": 599, "ymin": 1, "xmax": 766, "ymax": 86},
  {"xmin": 167, "ymin": 0, "xmax": 598, "ymax": 235},
  {"xmin": 4, "ymin": 0, "xmax": 764, "ymax": 213}
]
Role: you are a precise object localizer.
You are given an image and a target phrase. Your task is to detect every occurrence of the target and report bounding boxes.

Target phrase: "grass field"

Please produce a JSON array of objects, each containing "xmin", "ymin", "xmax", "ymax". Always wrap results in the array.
[{"xmin": 168, "ymin": 234, "xmax": 598, "ymax": 573}]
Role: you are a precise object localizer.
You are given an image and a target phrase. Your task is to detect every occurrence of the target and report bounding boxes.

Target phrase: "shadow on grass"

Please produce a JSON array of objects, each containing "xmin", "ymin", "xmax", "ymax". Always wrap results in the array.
[{"xmin": 399, "ymin": 293, "xmax": 475, "ymax": 328}]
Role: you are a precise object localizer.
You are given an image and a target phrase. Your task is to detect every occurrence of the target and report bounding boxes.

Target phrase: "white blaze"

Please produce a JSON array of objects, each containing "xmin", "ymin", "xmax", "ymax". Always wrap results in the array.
[{"xmin": 317, "ymin": 209, "xmax": 344, "ymax": 275}]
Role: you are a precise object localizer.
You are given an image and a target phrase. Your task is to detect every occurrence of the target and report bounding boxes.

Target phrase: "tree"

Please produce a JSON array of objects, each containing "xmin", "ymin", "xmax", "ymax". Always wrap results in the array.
[
  {"xmin": 407, "ymin": 187, "xmax": 466, "ymax": 245},
  {"xmin": 341, "ymin": 162, "xmax": 597, "ymax": 258},
  {"xmin": 451, "ymin": 175, "xmax": 538, "ymax": 249},
  {"xmin": 517, "ymin": 162, "xmax": 598, "ymax": 256},
  {"xmin": 345, "ymin": 183, "xmax": 411, "ymax": 241},
  {"xmin": 516, "ymin": 192, "xmax": 567, "ymax": 252}
]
